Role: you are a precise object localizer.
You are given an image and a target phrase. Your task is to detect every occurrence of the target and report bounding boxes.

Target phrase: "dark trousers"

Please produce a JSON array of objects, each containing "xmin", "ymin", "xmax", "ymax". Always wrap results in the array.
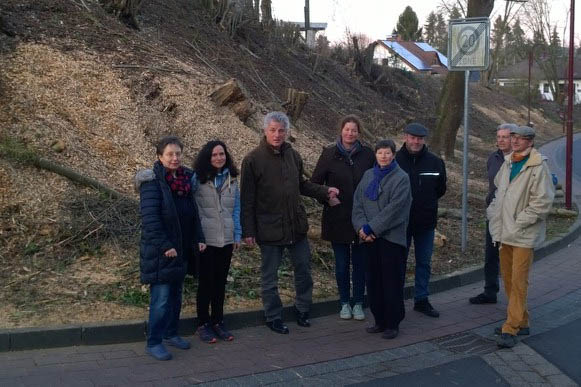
[
  {"xmin": 365, "ymin": 239, "xmax": 407, "ymax": 330},
  {"xmin": 259, "ymin": 237, "xmax": 313, "ymax": 322},
  {"xmin": 484, "ymin": 221, "xmax": 500, "ymax": 296},
  {"xmin": 406, "ymin": 228, "xmax": 435, "ymax": 302},
  {"xmin": 196, "ymin": 245, "xmax": 233, "ymax": 326}
]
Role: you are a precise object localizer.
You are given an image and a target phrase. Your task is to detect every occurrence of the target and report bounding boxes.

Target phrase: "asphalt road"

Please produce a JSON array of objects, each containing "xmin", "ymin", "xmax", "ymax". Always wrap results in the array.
[
  {"xmin": 524, "ymin": 317, "xmax": 581, "ymax": 384},
  {"xmin": 352, "ymin": 357, "xmax": 509, "ymax": 387},
  {"xmin": 555, "ymin": 136, "xmax": 581, "ymax": 181}
]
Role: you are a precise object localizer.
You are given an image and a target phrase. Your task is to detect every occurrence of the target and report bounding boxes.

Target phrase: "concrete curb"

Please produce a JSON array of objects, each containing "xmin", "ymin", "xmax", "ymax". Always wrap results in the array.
[{"xmin": 1, "ymin": 137, "xmax": 579, "ymax": 352}]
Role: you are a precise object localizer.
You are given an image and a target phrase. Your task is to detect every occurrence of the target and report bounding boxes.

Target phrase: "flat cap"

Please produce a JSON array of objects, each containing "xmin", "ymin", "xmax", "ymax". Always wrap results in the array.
[
  {"xmin": 497, "ymin": 123, "xmax": 519, "ymax": 132},
  {"xmin": 404, "ymin": 123, "xmax": 428, "ymax": 137},
  {"xmin": 511, "ymin": 125, "xmax": 535, "ymax": 138}
]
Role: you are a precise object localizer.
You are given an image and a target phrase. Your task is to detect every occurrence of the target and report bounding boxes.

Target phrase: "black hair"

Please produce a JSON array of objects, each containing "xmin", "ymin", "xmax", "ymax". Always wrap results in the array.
[
  {"xmin": 156, "ymin": 136, "xmax": 183, "ymax": 156},
  {"xmin": 193, "ymin": 140, "xmax": 238, "ymax": 184},
  {"xmin": 375, "ymin": 139, "xmax": 396, "ymax": 154}
]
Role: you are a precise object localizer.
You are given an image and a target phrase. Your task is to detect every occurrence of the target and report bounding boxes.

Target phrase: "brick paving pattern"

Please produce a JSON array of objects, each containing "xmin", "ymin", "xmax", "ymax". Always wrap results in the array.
[{"xmin": 0, "ymin": 227, "xmax": 579, "ymax": 386}]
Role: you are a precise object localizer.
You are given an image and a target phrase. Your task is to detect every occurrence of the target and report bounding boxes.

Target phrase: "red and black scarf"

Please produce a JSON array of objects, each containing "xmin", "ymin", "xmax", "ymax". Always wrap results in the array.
[{"xmin": 165, "ymin": 167, "xmax": 191, "ymax": 196}]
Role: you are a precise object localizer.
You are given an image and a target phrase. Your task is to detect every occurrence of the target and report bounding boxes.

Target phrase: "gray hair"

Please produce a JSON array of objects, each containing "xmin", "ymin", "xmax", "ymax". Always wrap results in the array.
[
  {"xmin": 264, "ymin": 111, "xmax": 290, "ymax": 131},
  {"xmin": 497, "ymin": 123, "xmax": 518, "ymax": 132}
]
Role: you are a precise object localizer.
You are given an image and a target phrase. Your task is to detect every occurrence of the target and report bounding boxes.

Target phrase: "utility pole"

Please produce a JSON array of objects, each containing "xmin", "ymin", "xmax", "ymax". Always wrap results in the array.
[
  {"xmin": 304, "ymin": 0, "xmax": 310, "ymax": 43},
  {"xmin": 566, "ymin": 0, "xmax": 575, "ymax": 210}
]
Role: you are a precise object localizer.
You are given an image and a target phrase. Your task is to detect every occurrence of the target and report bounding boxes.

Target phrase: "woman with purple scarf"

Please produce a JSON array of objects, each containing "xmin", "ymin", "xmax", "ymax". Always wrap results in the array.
[
  {"xmin": 352, "ymin": 139, "xmax": 412, "ymax": 339},
  {"xmin": 312, "ymin": 115, "xmax": 375, "ymax": 321}
]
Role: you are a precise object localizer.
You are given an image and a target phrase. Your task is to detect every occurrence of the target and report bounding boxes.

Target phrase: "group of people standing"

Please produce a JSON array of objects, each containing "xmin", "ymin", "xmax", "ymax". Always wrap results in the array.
[
  {"xmin": 136, "ymin": 111, "xmax": 449, "ymax": 361},
  {"xmin": 469, "ymin": 123, "xmax": 555, "ymax": 348}
]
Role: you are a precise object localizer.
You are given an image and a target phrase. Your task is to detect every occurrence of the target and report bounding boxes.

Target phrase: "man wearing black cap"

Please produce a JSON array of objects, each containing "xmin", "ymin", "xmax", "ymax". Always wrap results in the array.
[
  {"xmin": 487, "ymin": 125, "xmax": 554, "ymax": 348},
  {"xmin": 396, "ymin": 123, "xmax": 447, "ymax": 318}
]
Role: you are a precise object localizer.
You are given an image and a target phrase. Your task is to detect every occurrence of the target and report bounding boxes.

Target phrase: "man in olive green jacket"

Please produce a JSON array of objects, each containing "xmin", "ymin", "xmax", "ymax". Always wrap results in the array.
[
  {"xmin": 487, "ymin": 125, "xmax": 555, "ymax": 348},
  {"xmin": 241, "ymin": 111, "xmax": 337, "ymax": 334}
]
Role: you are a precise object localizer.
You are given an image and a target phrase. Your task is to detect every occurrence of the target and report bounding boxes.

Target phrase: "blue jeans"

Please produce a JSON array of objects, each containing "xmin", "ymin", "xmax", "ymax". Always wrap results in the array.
[
  {"xmin": 147, "ymin": 282, "xmax": 183, "ymax": 347},
  {"xmin": 406, "ymin": 228, "xmax": 435, "ymax": 302},
  {"xmin": 332, "ymin": 242, "xmax": 365, "ymax": 305}
]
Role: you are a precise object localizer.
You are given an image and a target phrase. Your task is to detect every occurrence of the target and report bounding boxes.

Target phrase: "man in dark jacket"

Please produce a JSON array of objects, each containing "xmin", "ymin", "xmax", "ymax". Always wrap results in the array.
[
  {"xmin": 469, "ymin": 123, "xmax": 515, "ymax": 304},
  {"xmin": 396, "ymin": 123, "xmax": 446, "ymax": 318},
  {"xmin": 241, "ymin": 111, "xmax": 337, "ymax": 334}
]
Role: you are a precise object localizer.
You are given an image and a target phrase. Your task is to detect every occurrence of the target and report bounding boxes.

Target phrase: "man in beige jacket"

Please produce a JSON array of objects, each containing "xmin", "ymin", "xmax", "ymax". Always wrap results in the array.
[{"xmin": 487, "ymin": 125, "xmax": 555, "ymax": 348}]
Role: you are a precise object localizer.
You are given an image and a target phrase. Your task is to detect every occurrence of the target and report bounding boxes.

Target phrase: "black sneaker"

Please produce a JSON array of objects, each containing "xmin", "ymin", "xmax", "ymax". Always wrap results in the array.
[
  {"xmin": 266, "ymin": 319, "xmax": 289, "ymax": 334},
  {"xmin": 414, "ymin": 300, "xmax": 440, "ymax": 318},
  {"xmin": 469, "ymin": 293, "xmax": 497, "ymax": 304},
  {"xmin": 494, "ymin": 326, "xmax": 530, "ymax": 336},
  {"xmin": 497, "ymin": 333, "xmax": 518, "ymax": 348}
]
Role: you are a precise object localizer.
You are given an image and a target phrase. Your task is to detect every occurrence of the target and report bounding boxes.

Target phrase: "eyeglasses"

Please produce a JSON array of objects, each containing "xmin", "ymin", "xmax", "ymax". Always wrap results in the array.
[{"xmin": 511, "ymin": 135, "xmax": 533, "ymax": 141}]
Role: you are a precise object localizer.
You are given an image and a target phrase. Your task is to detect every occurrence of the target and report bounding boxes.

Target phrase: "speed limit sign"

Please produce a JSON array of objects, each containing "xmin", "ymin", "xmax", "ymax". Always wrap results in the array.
[{"xmin": 448, "ymin": 17, "xmax": 490, "ymax": 71}]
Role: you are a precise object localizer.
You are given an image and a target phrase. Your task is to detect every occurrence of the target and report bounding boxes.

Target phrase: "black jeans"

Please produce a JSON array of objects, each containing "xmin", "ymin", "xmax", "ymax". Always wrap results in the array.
[
  {"xmin": 196, "ymin": 245, "xmax": 233, "ymax": 326},
  {"xmin": 365, "ymin": 239, "xmax": 407, "ymax": 330},
  {"xmin": 484, "ymin": 221, "xmax": 500, "ymax": 296}
]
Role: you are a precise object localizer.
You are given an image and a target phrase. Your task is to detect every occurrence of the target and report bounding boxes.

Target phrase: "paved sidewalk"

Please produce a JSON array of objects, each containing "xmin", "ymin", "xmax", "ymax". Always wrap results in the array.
[{"xmin": 0, "ymin": 230, "xmax": 579, "ymax": 386}]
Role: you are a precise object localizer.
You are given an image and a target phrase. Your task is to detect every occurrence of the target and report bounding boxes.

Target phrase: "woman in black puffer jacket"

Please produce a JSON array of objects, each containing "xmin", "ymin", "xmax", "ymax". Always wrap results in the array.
[{"xmin": 136, "ymin": 136, "xmax": 205, "ymax": 361}]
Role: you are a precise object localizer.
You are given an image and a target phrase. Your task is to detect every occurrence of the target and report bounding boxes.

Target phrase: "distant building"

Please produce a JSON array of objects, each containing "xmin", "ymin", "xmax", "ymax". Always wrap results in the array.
[
  {"xmin": 288, "ymin": 22, "xmax": 327, "ymax": 48},
  {"xmin": 496, "ymin": 57, "xmax": 581, "ymax": 104},
  {"xmin": 372, "ymin": 35, "xmax": 448, "ymax": 75}
]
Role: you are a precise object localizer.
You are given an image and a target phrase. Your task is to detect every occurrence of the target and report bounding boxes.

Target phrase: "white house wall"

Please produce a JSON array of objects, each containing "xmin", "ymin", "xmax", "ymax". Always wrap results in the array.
[
  {"xmin": 537, "ymin": 80, "xmax": 581, "ymax": 104},
  {"xmin": 497, "ymin": 78, "xmax": 581, "ymax": 105},
  {"xmin": 373, "ymin": 45, "xmax": 415, "ymax": 72}
]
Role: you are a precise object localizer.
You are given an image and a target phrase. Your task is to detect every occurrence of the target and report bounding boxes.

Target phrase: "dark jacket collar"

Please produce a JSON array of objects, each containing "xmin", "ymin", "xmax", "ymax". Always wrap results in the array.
[
  {"xmin": 494, "ymin": 148, "xmax": 506, "ymax": 159},
  {"xmin": 400, "ymin": 143, "xmax": 427, "ymax": 160}
]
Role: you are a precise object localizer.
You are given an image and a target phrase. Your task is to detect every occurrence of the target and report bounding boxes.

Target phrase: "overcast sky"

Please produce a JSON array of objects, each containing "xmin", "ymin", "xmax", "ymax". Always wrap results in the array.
[{"xmin": 270, "ymin": 0, "xmax": 581, "ymax": 45}]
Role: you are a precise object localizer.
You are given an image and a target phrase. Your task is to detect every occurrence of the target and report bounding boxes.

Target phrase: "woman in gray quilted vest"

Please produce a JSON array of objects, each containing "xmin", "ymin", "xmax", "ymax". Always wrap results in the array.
[{"xmin": 192, "ymin": 140, "xmax": 241, "ymax": 343}]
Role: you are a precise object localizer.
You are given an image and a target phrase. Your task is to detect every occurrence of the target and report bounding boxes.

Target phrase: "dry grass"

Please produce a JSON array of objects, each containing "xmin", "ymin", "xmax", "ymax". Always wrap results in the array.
[{"xmin": 0, "ymin": 0, "xmax": 570, "ymax": 328}]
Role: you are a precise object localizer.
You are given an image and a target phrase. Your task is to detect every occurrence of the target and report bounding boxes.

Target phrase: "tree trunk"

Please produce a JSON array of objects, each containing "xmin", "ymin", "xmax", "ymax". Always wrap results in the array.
[
  {"xmin": 431, "ymin": 72, "xmax": 465, "ymax": 157},
  {"xmin": 283, "ymin": 88, "xmax": 309, "ymax": 124},
  {"xmin": 261, "ymin": 0, "xmax": 272, "ymax": 24},
  {"xmin": 209, "ymin": 78, "xmax": 254, "ymax": 122},
  {"xmin": 210, "ymin": 79, "xmax": 245, "ymax": 105},
  {"xmin": 100, "ymin": 0, "xmax": 143, "ymax": 29},
  {"xmin": 432, "ymin": 0, "xmax": 494, "ymax": 159}
]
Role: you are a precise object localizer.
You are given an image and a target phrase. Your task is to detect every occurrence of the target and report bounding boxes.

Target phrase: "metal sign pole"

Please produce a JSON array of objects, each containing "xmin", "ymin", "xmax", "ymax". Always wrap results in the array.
[
  {"xmin": 448, "ymin": 17, "xmax": 490, "ymax": 254},
  {"xmin": 462, "ymin": 70, "xmax": 469, "ymax": 253}
]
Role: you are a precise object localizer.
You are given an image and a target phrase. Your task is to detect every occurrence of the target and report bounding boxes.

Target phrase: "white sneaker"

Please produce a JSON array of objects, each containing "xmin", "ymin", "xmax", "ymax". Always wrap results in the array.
[
  {"xmin": 352, "ymin": 303, "xmax": 365, "ymax": 321},
  {"xmin": 339, "ymin": 303, "xmax": 352, "ymax": 319}
]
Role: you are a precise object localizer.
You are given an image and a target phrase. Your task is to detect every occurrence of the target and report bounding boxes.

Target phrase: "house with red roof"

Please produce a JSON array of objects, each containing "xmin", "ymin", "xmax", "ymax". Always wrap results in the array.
[{"xmin": 373, "ymin": 35, "xmax": 448, "ymax": 75}]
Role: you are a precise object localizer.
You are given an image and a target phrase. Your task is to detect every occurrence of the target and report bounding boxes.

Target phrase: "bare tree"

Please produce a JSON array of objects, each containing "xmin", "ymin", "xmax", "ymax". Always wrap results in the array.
[
  {"xmin": 484, "ymin": 0, "xmax": 525, "ymax": 86},
  {"xmin": 438, "ymin": 0, "xmax": 468, "ymax": 18},
  {"xmin": 431, "ymin": 0, "xmax": 494, "ymax": 159},
  {"xmin": 523, "ymin": 0, "xmax": 566, "ymax": 106}
]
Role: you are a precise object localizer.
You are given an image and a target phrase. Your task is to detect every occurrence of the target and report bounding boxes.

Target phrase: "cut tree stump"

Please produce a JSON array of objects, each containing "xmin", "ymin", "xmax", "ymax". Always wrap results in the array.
[
  {"xmin": 209, "ymin": 78, "xmax": 254, "ymax": 122},
  {"xmin": 283, "ymin": 88, "xmax": 309, "ymax": 124},
  {"xmin": 232, "ymin": 100, "xmax": 254, "ymax": 122},
  {"xmin": 210, "ymin": 78, "xmax": 244, "ymax": 106}
]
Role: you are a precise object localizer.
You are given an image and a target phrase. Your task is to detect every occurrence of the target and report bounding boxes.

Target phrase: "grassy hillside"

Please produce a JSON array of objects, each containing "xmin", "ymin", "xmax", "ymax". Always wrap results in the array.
[{"xmin": 0, "ymin": 0, "xmax": 566, "ymax": 328}]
